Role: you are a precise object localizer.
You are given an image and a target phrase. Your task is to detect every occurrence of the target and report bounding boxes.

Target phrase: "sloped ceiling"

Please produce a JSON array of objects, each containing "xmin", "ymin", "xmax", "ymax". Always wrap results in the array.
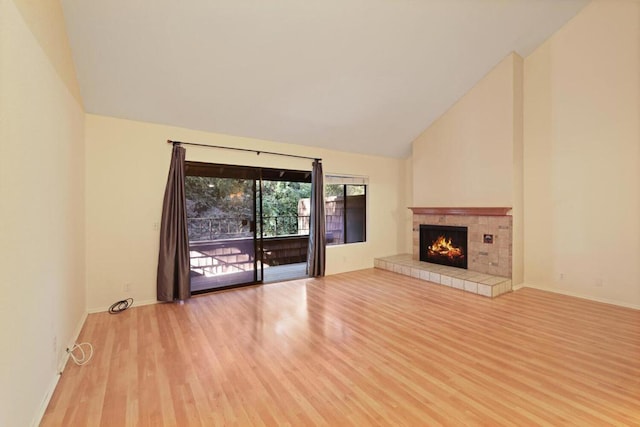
[{"xmin": 61, "ymin": 0, "xmax": 588, "ymax": 158}]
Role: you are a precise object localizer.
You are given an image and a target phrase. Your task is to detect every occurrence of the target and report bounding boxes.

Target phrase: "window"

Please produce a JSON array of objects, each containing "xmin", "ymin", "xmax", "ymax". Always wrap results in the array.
[{"xmin": 325, "ymin": 175, "xmax": 367, "ymax": 245}]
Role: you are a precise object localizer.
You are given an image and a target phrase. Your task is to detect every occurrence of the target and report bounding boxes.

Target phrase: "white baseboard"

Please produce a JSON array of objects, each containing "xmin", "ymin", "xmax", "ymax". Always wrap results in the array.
[
  {"xmin": 58, "ymin": 310, "xmax": 89, "ymax": 373},
  {"xmin": 512, "ymin": 283, "xmax": 526, "ymax": 291},
  {"xmin": 32, "ymin": 370, "xmax": 62, "ymax": 427},
  {"xmin": 88, "ymin": 298, "xmax": 158, "ymax": 314},
  {"xmin": 31, "ymin": 309, "xmax": 88, "ymax": 427},
  {"xmin": 519, "ymin": 284, "xmax": 640, "ymax": 311}
]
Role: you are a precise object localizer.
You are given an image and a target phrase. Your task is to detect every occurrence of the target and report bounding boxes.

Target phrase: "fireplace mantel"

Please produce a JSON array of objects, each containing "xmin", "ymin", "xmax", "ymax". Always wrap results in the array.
[{"xmin": 409, "ymin": 207, "xmax": 511, "ymax": 216}]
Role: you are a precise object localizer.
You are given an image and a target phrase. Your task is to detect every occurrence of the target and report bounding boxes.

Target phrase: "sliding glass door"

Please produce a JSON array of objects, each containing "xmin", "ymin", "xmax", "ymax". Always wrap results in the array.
[
  {"xmin": 185, "ymin": 161, "xmax": 312, "ymax": 293},
  {"xmin": 185, "ymin": 164, "xmax": 263, "ymax": 292}
]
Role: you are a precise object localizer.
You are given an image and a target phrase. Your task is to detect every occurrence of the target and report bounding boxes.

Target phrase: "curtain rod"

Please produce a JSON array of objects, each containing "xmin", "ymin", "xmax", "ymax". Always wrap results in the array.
[{"xmin": 167, "ymin": 139, "xmax": 321, "ymax": 162}]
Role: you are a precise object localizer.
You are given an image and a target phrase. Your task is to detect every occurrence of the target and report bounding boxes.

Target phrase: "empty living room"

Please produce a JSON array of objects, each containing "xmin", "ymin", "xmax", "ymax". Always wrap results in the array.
[{"xmin": 1, "ymin": 0, "xmax": 639, "ymax": 425}]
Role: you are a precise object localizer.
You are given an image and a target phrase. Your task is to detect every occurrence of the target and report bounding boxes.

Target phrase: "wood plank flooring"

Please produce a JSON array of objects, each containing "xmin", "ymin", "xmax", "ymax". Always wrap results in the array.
[{"xmin": 42, "ymin": 269, "xmax": 640, "ymax": 426}]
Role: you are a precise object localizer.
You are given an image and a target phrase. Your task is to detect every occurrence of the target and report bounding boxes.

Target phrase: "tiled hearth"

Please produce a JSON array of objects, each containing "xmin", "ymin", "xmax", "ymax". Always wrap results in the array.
[
  {"xmin": 375, "ymin": 254, "xmax": 512, "ymax": 298},
  {"xmin": 375, "ymin": 207, "xmax": 513, "ymax": 298}
]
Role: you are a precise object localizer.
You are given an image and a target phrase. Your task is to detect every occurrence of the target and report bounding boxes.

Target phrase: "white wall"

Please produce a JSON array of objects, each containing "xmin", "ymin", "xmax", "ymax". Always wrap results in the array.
[
  {"xmin": 85, "ymin": 115, "xmax": 409, "ymax": 312},
  {"xmin": 0, "ymin": 1, "xmax": 86, "ymax": 425},
  {"xmin": 523, "ymin": 0, "xmax": 640, "ymax": 308}
]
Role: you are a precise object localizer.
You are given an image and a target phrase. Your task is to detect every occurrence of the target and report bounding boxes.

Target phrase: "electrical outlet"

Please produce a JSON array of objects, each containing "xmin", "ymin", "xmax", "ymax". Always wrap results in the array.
[
  {"xmin": 123, "ymin": 282, "xmax": 131, "ymax": 293},
  {"xmin": 53, "ymin": 336, "xmax": 57, "ymax": 354},
  {"xmin": 559, "ymin": 273, "xmax": 564, "ymax": 280},
  {"xmin": 153, "ymin": 222, "xmax": 160, "ymax": 231}
]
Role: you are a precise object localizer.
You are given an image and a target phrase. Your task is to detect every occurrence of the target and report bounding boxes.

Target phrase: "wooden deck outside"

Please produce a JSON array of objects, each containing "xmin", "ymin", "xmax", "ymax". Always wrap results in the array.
[
  {"xmin": 190, "ymin": 262, "xmax": 307, "ymax": 292},
  {"xmin": 263, "ymin": 262, "xmax": 307, "ymax": 284},
  {"xmin": 190, "ymin": 235, "xmax": 308, "ymax": 291}
]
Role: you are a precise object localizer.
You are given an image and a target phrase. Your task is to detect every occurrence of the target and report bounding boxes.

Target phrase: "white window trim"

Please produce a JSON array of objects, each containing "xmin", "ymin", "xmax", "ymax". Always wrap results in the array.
[{"xmin": 324, "ymin": 174, "xmax": 369, "ymax": 186}]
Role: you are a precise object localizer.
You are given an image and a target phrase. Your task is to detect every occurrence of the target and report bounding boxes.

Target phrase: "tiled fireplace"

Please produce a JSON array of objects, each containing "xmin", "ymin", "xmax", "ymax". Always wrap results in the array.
[
  {"xmin": 412, "ymin": 207, "xmax": 512, "ymax": 278},
  {"xmin": 375, "ymin": 207, "xmax": 513, "ymax": 298}
]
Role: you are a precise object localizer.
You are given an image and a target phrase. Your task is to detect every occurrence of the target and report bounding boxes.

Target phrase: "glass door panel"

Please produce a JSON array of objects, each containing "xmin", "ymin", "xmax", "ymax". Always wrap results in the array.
[{"xmin": 185, "ymin": 175, "xmax": 260, "ymax": 292}]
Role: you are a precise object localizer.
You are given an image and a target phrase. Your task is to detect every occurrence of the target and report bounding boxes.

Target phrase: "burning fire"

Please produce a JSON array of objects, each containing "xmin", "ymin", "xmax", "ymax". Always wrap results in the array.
[{"xmin": 428, "ymin": 235, "xmax": 464, "ymax": 260}]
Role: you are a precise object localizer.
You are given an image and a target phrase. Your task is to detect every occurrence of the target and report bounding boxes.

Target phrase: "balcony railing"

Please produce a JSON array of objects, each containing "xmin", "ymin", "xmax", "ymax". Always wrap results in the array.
[
  {"xmin": 188, "ymin": 214, "xmax": 346, "ymax": 243},
  {"xmin": 263, "ymin": 215, "xmax": 309, "ymax": 237},
  {"xmin": 188, "ymin": 215, "xmax": 311, "ymax": 241}
]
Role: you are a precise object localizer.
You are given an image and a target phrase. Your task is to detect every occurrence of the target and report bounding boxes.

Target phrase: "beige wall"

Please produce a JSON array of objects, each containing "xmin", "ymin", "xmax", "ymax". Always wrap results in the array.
[
  {"xmin": 12, "ymin": 0, "xmax": 83, "ymax": 106},
  {"xmin": 523, "ymin": 0, "xmax": 640, "ymax": 308},
  {"xmin": 512, "ymin": 55, "xmax": 525, "ymax": 286},
  {"xmin": 412, "ymin": 53, "xmax": 521, "ymax": 208},
  {"xmin": 85, "ymin": 115, "xmax": 409, "ymax": 311},
  {"xmin": 0, "ymin": 1, "xmax": 86, "ymax": 426},
  {"xmin": 402, "ymin": 156, "xmax": 414, "ymax": 254},
  {"xmin": 411, "ymin": 52, "xmax": 524, "ymax": 284}
]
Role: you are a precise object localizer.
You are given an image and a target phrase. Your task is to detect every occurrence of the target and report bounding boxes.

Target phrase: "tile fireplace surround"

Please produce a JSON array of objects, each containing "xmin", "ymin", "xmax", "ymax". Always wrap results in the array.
[{"xmin": 375, "ymin": 207, "xmax": 513, "ymax": 298}]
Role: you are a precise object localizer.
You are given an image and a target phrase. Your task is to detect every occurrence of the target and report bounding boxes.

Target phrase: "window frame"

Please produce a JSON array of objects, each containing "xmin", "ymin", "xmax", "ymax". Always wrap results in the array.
[{"xmin": 324, "ymin": 174, "xmax": 368, "ymax": 246}]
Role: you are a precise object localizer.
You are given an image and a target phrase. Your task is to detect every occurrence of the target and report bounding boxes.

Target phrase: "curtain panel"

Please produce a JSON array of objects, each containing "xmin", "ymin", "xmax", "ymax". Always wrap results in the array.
[
  {"xmin": 307, "ymin": 160, "xmax": 326, "ymax": 277},
  {"xmin": 157, "ymin": 144, "xmax": 191, "ymax": 301}
]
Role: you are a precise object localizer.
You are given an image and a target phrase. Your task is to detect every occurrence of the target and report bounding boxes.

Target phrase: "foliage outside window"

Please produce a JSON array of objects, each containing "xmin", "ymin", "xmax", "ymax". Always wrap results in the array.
[
  {"xmin": 261, "ymin": 181, "xmax": 311, "ymax": 237},
  {"xmin": 185, "ymin": 176, "xmax": 311, "ymax": 241},
  {"xmin": 185, "ymin": 176, "xmax": 253, "ymax": 241}
]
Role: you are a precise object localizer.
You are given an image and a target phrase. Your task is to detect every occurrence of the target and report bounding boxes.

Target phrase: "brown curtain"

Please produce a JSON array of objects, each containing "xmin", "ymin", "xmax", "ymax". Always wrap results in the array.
[
  {"xmin": 307, "ymin": 160, "xmax": 326, "ymax": 277},
  {"xmin": 157, "ymin": 144, "xmax": 191, "ymax": 301}
]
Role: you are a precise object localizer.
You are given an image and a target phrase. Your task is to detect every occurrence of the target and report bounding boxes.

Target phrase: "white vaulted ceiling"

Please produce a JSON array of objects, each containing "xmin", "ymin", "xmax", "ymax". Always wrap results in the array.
[{"xmin": 61, "ymin": 0, "xmax": 588, "ymax": 158}]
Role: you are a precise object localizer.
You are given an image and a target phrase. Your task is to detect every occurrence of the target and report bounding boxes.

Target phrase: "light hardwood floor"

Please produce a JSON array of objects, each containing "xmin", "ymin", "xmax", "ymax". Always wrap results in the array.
[{"xmin": 42, "ymin": 269, "xmax": 640, "ymax": 426}]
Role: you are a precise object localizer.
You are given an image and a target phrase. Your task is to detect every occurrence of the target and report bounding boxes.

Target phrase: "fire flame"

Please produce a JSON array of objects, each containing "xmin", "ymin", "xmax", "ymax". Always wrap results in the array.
[{"xmin": 428, "ymin": 235, "xmax": 464, "ymax": 260}]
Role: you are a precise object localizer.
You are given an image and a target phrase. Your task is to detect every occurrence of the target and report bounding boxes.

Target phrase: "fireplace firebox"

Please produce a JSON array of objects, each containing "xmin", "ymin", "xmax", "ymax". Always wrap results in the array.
[{"xmin": 419, "ymin": 224, "xmax": 468, "ymax": 269}]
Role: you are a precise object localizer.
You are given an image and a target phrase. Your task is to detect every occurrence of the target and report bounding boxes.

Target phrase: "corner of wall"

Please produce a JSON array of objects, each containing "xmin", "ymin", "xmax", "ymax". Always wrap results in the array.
[
  {"xmin": 511, "ymin": 53, "xmax": 524, "ymax": 286},
  {"xmin": 402, "ymin": 156, "xmax": 413, "ymax": 254},
  {"xmin": 12, "ymin": 0, "xmax": 84, "ymax": 106}
]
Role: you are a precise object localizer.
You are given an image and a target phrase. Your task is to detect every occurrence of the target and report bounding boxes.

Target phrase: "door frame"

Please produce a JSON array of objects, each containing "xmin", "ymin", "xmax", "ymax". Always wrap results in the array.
[{"xmin": 185, "ymin": 162, "xmax": 311, "ymax": 294}]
